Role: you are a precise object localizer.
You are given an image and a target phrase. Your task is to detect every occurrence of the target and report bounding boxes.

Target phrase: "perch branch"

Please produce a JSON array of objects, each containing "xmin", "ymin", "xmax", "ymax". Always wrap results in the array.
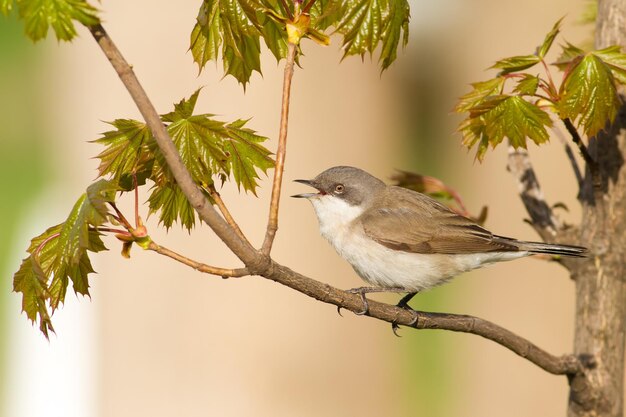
[
  {"xmin": 147, "ymin": 241, "xmax": 248, "ymax": 277},
  {"xmin": 261, "ymin": 42, "xmax": 298, "ymax": 255},
  {"xmin": 88, "ymin": 21, "xmax": 584, "ymax": 380},
  {"xmin": 264, "ymin": 262, "xmax": 583, "ymax": 376}
]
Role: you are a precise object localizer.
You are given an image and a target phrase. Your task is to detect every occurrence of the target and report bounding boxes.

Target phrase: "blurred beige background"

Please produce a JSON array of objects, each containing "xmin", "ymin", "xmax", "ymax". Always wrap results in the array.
[{"xmin": 2, "ymin": 0, "xmax": 602, "ymax": 416}]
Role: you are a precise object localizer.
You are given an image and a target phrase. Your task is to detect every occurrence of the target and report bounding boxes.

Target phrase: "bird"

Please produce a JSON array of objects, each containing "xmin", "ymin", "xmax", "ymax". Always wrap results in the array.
[{"xmin": 292, "ymin": 166, "xmax": 587, "ymax": 322}]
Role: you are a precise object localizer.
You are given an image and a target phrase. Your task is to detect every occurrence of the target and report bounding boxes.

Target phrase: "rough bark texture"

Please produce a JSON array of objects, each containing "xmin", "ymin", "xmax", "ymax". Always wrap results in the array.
[{"xmin": 568, "ymin": 2, "xmax": 626, "ymax": 415}]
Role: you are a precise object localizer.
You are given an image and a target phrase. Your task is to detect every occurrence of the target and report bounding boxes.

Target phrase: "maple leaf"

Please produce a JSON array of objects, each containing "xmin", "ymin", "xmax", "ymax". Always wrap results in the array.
[
  {"xmin": 15, "ymin": 0, "xmax": 100, "ymax": 42},
  {"xmin": 559, "ymin": 54, "xmax": 621, "ymax": 137},
  {"xmin": 224, "ymin": 119, "xmax": 274, "ymax": 194},
  {"xmin": 335, "ymin": 0, "xmax": 410, "ymax": 70}
]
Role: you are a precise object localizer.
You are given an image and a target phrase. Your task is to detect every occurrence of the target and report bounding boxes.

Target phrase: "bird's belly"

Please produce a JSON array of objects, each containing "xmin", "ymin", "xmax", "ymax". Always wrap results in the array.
[{"xmin": 325, "ymin": 230, "xmax": 527, "ymax": 292}]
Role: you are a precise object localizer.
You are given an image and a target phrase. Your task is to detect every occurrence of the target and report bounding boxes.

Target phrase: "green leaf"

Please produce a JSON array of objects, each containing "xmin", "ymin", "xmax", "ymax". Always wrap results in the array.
[
  {"xmin": 553, "ymin": 42, "xmax": 585, "ymax": 71},
  {"xmin": 309, "ymin": 0, "xmax": 342, "ymax": 31},
  {"xmin": 148, "ymin": 182, "xmax": 197, "ymax": 231},
  {"xmin": 454, "ymin": 77, "xmax": 504, "ymax": 113},
  {"xmin": 514, "ymin": 74, "xmax": 540, "ymax": 96},
  {"xmin": 14, "ymin": 213, "xmax": 107, "ymax": 337},
  {"xmin": 483, "ymin": 96, "xmax": 552, "ymax": 148},
  {"xmin": 559, "ymin": 54, "xmax": 621, "ymax": 137},
  {"xmin": 491, "ymin": 55, "xmax": 541, "ymax": 75},
  {"xmin": 592, "ymin": 45, "xmax": 626, "ymax": 85},
  {"xmin": 459, "ymin": 95, "xmax": 552, "ymax": 160},
  {"xmin": 191, "ymin": 0, "xmax": 263, "ymax": 86},
  {"xmin": 335, "ymin": 0, "xmax": 410, "ymax": 70},
  {"xmin": 13, "ymin": 256, "xmax": 54, "ymax": 338},
  {"xmin": 16, "ymin": 0, "xmax": 100, "ymax": 42},
  {"xmin": 379, "ymin": 0, "xmax": 409, "ymax": 71},
  {"xmin": 93, "ymin": 119, "xmax": 155, "ymax": 189},
  {"xmin": 224, "ymin": 119, "xmax": 274, "ymax": 194},
  {"xmin": 163, "ymin": 90, "xmax": 230, "ymax": 185},
  {"xmin": 537, "ymin": 18, "xmax": 562, "ymax": 58}
]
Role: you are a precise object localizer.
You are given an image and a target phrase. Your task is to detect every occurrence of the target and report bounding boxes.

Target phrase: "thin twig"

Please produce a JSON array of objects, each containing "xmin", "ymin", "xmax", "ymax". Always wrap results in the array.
[
  {"xmin": 207, "ymin": 184, "xmax": 250, "ymax": 245},
  {"xmin": 562, "ymin": 118, "xmax": 597, "ymax": 170},
  {"xmin": 261, "ymin": 42, "xmax": 298, "ymax": 255},
  {"xmin": 552, "ymin": 123, "xmax": 584, "ymax": 187},
  {"xmin": 506, "ymin": 146, "xmax": 560, "ymax": 237},
  {"xmin": 148, "ymin": 241, "xmax": 249, "ymax": 278}
]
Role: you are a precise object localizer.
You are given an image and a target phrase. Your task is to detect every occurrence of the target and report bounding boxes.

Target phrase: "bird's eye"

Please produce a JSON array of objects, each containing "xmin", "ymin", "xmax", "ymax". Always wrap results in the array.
[{"xmin": 334, "ymin": 184, "xmax": 345, "ymax": 194}]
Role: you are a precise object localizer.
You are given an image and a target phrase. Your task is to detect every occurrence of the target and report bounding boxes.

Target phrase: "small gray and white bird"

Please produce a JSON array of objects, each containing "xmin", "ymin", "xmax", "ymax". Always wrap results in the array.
[{"xmin": 292, "ymin": 166, "xmax": 586, "ymax": 314}]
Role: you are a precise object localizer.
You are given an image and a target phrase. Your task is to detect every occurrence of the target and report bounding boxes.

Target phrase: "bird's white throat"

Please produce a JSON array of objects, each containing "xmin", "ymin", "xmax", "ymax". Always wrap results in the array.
[{"xmin": 308, "ymin": 195, "xmax": 364, "ymax": 240}]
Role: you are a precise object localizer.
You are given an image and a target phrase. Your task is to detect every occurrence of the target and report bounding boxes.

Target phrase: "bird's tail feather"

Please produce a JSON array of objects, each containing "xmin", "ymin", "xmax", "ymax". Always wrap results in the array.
[{"xmin": 494, "ymin": 236, "xmax": 588, "ymax": 258}]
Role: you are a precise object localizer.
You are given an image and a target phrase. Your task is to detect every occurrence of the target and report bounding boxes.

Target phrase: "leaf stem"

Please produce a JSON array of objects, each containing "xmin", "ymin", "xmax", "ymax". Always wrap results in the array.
[
  {"xmin": 541, "ymin": 59, "xmax": 558, "ymax": 99},
  {"xmin": 133, "ymin": 172, "xmax": 140, "ymax": 227},
  {"xmin": 279, "ymin": 0, "xmax": 293, "ymax": 20},
  {"xmin": 109, "ymin": 202, "xmax": 133, "ymax": 230},
  {"xmin": 207, "ymin": 184, "xmax": 250, "ymax": 246},
  {"xmin": 147, "ymin": 241, "xmax": 248, "ymax": 278},
  {"xmin": 302, "ymin": 0, "xmax": 317, "ymax": 14},
  {"xmin": 261, "ymin": 42, "xmax": 298, "ymax": 255}
]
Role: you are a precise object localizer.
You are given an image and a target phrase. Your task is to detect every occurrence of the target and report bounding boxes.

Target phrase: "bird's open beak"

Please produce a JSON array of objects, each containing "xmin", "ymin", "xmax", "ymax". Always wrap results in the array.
[{"xmin": 291, "ymin": 179, "xmax": 322, "ymax": 198}]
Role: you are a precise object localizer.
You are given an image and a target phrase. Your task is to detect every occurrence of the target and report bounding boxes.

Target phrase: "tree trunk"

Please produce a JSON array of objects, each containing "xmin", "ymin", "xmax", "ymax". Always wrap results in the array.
[{"xmin": 568, "ymin": 1, "xmax": 626, "ymax": 415}]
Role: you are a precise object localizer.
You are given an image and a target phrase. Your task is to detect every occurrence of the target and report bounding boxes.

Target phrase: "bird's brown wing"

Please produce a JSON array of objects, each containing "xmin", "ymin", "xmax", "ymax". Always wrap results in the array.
[{"xmin": 360, "ymin": 186, "xmax": 519, "ymax": 254}]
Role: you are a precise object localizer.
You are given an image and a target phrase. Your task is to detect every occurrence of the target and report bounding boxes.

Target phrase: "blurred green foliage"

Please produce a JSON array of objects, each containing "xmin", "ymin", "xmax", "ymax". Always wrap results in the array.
[{"xmin": 0, "ymin": 13, "xmax": 47, "ymax": 415}]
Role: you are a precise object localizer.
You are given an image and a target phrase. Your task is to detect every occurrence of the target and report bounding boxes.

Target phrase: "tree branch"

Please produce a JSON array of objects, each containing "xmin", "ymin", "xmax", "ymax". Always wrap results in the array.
[
  {"xmin": 147, "ymin": 241, "xmax": 248, "ymax": 277},
  {"xmin": 88, "ymin": 21, "xmax": 584, "ymax": 380},
  {"xmin": 261, "ymin": 42, "xmax": 297, "ymax": 255},
  {"xmin": 562, "ymin": 118, "xmax": 597, "ymax": 170},
  {"xmin": 506, "ymin": 146, "xmax": 561, "ymax": 238},
  {"xmin": 553, "ymin": 124, "xmax": 584, "ymax": 188},
  {"xmin": 264, "ymin": 262, "xmax": 583, "ymax": 376}
]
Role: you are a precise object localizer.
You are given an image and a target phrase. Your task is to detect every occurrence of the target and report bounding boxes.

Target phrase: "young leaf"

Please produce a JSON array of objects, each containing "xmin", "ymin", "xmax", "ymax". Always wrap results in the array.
[
  {"xmin": 458, "ymin": 95, "xmax": 552, "ymax": 160},
  {"xmin": 335, "ymin": 0, "xmax": 410, "ymax": 70},
  {"xmin": 483, "ymin": 95, "xmax": 552, "ymax": 148},
  {"xmin": 514, "ymin": 74, "xmax": 540, "ymax": 96},
  {"xmin": 16, "ymin": 0, "xmax": 100, "ymax": 42},
  {"xmin": 13, "ymin": 256, "xmax": 54, "ymax": 338},
  {"xmin": 379, "ymin": 0, "xmax": 409, "ymax": 71},
  {"xmin": 191, "ymin": 0, "xmax": 263, "ymax": 86},
  {"xmin": 93, "ymin": 119, "xmax": 154, "ymax": 187},
  {"xmin": 592, "ymin": 45, "xmax": 626, "ymax": 85},
  {"xmin": 224, "ymin": 119, "xmax": 274, "ymax": 194},
  {"xmin": 148, "ymin": 182, "xmax": 198, "ymax": 231},
  {"xmin": 162, "ymin": 90, "xmax": 230, "ymax": 184},
  {"xmin": 454, "ymin": 77, "xmax": 504, "ymax": 113},
  {"xmin": 553, "ymin": 42, "xmax": 585, "ymax": 71},
  {"xmin": 559, "ymin": 54, "xmax": 621, "ymax": 137},
  {"xmin": 491, "ymin": 55, "xmax": 541, "ymax": 75},
  {"xmin": 537, "ymin": 17, "xmax": 562, "ymax": 58}
]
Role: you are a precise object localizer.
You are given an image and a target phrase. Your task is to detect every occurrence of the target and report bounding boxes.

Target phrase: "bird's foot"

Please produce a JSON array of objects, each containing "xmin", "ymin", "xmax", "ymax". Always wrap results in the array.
[{"xmin": 391, "ymin": 292, "xmax": 419, "ymax": 337}]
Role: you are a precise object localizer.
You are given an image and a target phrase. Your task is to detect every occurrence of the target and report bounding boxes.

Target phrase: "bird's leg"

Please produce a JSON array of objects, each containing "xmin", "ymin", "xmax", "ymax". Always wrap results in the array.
[
  {"xmin": 392, "ymin": 292, "xmax": 419, "ymax": 336},
  {"xmin": 340, "ymin": 286, "xmax": 410, "ymax": 316}
]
